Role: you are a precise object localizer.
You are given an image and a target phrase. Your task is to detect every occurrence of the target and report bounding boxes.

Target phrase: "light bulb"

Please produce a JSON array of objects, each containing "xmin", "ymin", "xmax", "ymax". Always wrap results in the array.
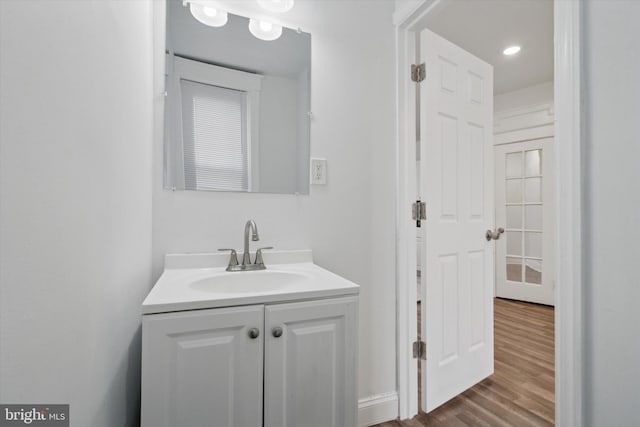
[
  {"xmin": 202, "ymin": 6, "xmax": 217, "ymax": 17},
  {"xmin": 249, "ymin": 18, "xmax": 282, "ymax": 41},
  {"xmin": 259, "ymin": 21, "xmax": 273, "ymax": 32},
  {"xmin": 503, "ymin": 45, "xmax": 521, "ymax": 56},
  {"xmin": 189, "ymin": 2, "xmax": 228, "ymax": 27},
  {"xmin": 256, "ymin": 0, "xmax": 294, "ymax": 13}
]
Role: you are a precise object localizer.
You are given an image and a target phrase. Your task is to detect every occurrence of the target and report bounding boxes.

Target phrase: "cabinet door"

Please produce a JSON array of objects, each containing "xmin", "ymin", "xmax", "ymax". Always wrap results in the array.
[
  {"xmin": 141, "ymin": 305, "xmax": 264, "ymax": 427},
  {"xmin": 264, "ymin": 296, "xmax": 358, "ymax": 427}
]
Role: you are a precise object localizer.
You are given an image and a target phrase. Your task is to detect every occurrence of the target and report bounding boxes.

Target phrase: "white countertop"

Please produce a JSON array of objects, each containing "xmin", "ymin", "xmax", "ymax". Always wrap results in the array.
[{"xmin": 142, "ymin": 250, "xmax": 360, "ymax": 315}]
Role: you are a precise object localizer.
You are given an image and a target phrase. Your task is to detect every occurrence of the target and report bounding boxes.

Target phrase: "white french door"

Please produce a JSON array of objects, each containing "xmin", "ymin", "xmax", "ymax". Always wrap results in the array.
[
  {"xmin": 495, "ymin": 138, "xmax": 555, "ymax": 305},
  {"xmin": 419, "ymin": 28, "xmax": 494, "ymax": 412}
]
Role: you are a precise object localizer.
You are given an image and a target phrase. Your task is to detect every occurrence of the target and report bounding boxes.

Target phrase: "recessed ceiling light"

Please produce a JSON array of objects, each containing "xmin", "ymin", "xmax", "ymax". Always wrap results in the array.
[{"xmin": 503, "ymin": 46, "xmax": 521, "ymax": 56}]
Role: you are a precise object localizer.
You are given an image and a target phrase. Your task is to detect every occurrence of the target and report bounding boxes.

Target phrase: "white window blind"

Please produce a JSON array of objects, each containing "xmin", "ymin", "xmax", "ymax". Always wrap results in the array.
[{"xmin": 180, "ymin": 79, "xmax": 248, "ymax": 191}]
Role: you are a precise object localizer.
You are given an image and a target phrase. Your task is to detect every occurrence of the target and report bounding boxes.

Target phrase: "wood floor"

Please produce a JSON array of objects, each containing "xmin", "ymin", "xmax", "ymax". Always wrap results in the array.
[{"xmin": 375, "ymin": 298, "xmax": 554, "ymax": 427}]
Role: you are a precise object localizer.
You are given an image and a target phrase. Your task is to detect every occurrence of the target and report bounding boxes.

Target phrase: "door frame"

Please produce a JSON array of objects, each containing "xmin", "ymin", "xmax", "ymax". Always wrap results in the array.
[{"xmin": 393, "ymin": 1, "xmax": 583, "ymax": 425}]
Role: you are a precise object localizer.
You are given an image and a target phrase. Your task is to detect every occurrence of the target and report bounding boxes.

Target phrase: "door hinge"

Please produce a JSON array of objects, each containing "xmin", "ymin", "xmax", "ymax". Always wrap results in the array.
[
  {"xmin": 412, "ymin": 200, "xmax": 426, "ymax": 227},
  {"xmin": 411, "ymin": 63, "xmax": 426, "ymax": 82},
  {"xmin": 413, "ymin": 340, "xmax": 426, "ymax": 360}
]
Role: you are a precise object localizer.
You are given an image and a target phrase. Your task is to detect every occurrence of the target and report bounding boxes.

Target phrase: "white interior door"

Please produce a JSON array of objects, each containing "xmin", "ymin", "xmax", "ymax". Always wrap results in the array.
[
  {"xmin": 495, "ymin": 138, "xmax": 555, "ymax": 305},
  {"xmin": 419, "ymin": 28, "xmax": 494, "ymax": 412}
]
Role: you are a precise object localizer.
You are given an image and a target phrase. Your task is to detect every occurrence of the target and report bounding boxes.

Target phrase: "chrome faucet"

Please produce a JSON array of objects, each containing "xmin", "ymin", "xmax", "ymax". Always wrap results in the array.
[
  {"xmin": 219, "ymin": 220, "xmax": 273, "ymax": 271},
  {"xmin": 243, "ymin": 220, "xmax": 259, "ymax": 265}
]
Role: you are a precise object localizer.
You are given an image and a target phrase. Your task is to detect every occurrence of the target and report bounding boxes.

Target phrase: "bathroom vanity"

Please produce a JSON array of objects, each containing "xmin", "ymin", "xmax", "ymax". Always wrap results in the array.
[{"xmin": 141, "ymin": 250, "xmax": 359, "ymax": 427}]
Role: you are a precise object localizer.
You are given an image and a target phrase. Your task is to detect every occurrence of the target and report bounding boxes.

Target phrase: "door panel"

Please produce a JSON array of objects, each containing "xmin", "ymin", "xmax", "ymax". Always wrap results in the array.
[
  {"xmin": 141, "ymin": 305, "xmax": 264, "ymax": 427},
  {"xmin": 264, "ymin": 297, "xmax": 358, "ymax": 427},
  {"xmin": 495, "ymin": 138, "xmax": 555, "ymax": 305},
  {"xmin": 419, "ymin": 28, "xmax": 494, "ymax": 412}
]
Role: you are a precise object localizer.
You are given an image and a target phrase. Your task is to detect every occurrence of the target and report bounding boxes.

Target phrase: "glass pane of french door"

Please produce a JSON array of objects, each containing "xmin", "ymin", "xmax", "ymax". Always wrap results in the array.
[{"xmin": 503, "ymin": 148, "xmax": 543, "ymax": 285}]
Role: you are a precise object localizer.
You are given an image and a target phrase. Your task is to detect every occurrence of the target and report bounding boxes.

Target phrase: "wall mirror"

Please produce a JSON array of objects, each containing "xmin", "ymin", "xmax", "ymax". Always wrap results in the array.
[{"xmin": 164, "ymin": 0, "xmax": 311, "ymax": 194}]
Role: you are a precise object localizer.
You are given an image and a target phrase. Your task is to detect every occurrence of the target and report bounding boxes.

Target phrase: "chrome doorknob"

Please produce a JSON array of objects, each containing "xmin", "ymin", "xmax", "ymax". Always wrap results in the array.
[
  {"xmin": 248, "ymin": 328, "xmax": 260, "ymax": 339},
  {"xmin": 486, "ymin": 227, "xmax": 505, "ymax": 241},
  {"xmin": 272, "ymin": 326, "xmax": 283, "ymax": 338}
]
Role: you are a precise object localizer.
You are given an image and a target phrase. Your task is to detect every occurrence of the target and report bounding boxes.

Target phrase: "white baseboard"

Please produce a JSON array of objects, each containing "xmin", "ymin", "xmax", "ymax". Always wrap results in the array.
[{"xmin": 358, "ymin": 391, "xmax": 398, "ymax": 426}]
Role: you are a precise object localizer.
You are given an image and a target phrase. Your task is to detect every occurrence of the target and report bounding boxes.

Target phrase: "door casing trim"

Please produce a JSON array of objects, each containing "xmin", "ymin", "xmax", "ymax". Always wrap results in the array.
[{"xmin": 393, "ymin": 0, "xmax": 583, "ymax": 424}]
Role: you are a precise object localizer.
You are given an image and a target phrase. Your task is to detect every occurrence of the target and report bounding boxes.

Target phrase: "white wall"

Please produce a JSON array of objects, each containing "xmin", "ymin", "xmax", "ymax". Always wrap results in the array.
[
  {"xmin": 259, "ymin": 75, "xmax": 299, "ymax": 193},
  {"xmin": 494, "ymin": 81, "xmax": 553, "ymax": 112},
  {"xmin": 583, "ymin": 1, "xmax": 640, "ymax": 425},
  {"xmin": 153, "ymin": 0, "xmax": 398, "ymax": 422},
  {"xmin": 0, "ymin": 1, "xmax": 153, "ymax": 426},
  {"xmin": 296, "ymin": 67, "xmax": 311, "ymax": 194},
  {"xmin": 394, "ymin": 0, "xmax": 424, "ymax": 17}
]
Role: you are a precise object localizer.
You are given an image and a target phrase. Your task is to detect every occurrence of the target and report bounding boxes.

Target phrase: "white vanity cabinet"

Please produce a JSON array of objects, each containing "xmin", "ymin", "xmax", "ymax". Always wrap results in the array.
[
  {"xmin": 141, "ymin": 295, "xmax": 358, "ymax": 427},
  {"xmin": 264, "ymin": 297, "xmax": 358, "ymax": 427},
  {"xmin": 141, "ymin": 305, "xmax": 264, "ymax": 427}
]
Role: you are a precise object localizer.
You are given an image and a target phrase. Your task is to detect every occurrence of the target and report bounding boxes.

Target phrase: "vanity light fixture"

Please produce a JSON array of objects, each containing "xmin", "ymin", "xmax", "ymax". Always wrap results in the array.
[
  {"xmin": 256, "ymin": 0, "xmax": 294, "ymax": 13},
  {"xmin": 503, "ymin": 45, "xmax": 521, "ymax": 56},
  {"xmin": 249, "ymin": 18, "xmax": 283, "ymax": 41},
  {"xmin": 186, "ymin": 1, "xmax": 228, "ymax": 27}
]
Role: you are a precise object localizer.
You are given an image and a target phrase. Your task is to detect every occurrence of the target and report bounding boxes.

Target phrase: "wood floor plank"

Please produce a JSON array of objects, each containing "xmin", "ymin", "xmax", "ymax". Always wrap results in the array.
[{"xmin": 371, "ymin": 298, "xmax": 554, "ymax": 427}]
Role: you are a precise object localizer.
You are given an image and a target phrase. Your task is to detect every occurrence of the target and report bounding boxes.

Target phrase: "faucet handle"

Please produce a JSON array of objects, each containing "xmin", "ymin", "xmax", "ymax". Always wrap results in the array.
[
  {"xmin": 255, "ymin": 247, "xmax": 274, "ymax": 266},
  {"xmin": 218, "ymin": 249, "xmax": 239, "ymax": 267}
]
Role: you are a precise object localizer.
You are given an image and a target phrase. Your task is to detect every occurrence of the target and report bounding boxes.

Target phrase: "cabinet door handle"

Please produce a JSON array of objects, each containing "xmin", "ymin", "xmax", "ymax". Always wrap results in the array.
[
  {"xmin": 248, "ymin": 328, "xmax": 260, "ymax": 339},
  {"xmin": 272, "ymin": 326, "xmax": 283, "ymax": 338}
]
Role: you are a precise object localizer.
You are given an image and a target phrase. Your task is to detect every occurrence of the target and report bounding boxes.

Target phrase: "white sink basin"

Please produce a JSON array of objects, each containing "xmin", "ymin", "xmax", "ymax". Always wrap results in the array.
[
  {"xmin": 142, "ymin": 250, "xmax": 360, "ymax": 314},
  {"xmin": 189, "ymin": 270, "xmax": 311, "ymax": 294}
]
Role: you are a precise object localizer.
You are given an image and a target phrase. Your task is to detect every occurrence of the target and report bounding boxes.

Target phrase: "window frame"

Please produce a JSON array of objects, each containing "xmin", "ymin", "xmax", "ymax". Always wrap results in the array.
[{"xmin": 166, "ymin": 54, "xmax": 263, "ymax": 191}]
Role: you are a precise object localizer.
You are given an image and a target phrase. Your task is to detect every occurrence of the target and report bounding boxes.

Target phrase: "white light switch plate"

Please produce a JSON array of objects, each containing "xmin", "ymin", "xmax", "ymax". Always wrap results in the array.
[{"xmin": 310, "ymin": 158, "xmax": 327, "ymax": 185}]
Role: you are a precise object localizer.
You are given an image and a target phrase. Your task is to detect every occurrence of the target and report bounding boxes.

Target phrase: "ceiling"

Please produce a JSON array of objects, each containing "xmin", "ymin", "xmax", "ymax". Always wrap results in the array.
[{"xmin": 423, "ymin": 0, "xmax": 553, "ymax": 95}]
